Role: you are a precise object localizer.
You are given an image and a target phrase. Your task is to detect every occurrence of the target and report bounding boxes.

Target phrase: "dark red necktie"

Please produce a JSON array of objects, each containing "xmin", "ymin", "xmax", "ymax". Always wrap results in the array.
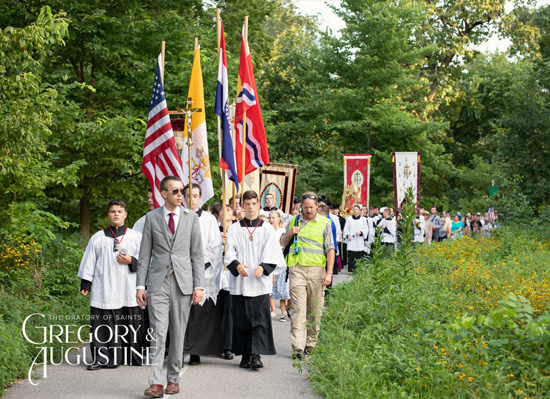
[{"xmin": 169, "ymin": 212, "xmax": 175, "ymax": 235}]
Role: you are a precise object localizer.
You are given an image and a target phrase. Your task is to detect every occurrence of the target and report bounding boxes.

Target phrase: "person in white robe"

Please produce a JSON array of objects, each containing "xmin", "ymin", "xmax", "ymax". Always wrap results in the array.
[
  {"xmin": 413, "ymin": 212, "xmax": 426, "ymax": 244},
  {"xmin": 343, "ymin": 205, "xmax": 371, "ymax": 273},
  {"xmin": 182, "ymin": 184, "xmax": 224, "ymax": 365},
  {"xmin": 78, "ymin": 199, "xmax": 145, "ymax": 370},
  {"xmin": 216, "ymin": 204, "xmax": 236, "ymax": 359},
  {"xmin": 224, "ymin": 190, "xmax": 286, "ymax": 370},
  {"xmin": 133, "ymin": 188, "xmax": 155, "ymax": 234},
  {"xmin": 378, "ymin": 208, "xmax": 397, "ymax": 254}
]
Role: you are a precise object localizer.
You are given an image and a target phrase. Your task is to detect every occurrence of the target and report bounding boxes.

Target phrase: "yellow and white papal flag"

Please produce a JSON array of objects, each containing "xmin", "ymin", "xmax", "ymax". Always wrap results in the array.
[{"xmin": 183, "ymin": 45, "xmax": 214, "ymax": 206}]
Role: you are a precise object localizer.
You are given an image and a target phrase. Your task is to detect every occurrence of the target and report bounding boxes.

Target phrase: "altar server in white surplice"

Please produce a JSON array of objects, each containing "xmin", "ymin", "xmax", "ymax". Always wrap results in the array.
[
  {"xmin": 224, "ymin": 190, "xmax": 286, "ymax": 370},
  {"xmin": 343, "ymin": 204, "xmax": 371, "ymax": 274},
  {"xmin": 183, "ymin": 184, "xmax": 224, "ymax": 365},
  {"xmin": 78, "ymin": 199, "xmax": 146, "ymax": 370}
]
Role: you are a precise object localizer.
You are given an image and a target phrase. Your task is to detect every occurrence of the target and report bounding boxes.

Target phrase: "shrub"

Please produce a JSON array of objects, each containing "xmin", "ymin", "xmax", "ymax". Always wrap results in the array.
[{"xmin": 307, "ymin": 191, "xmax": 550, "ymax": 398}]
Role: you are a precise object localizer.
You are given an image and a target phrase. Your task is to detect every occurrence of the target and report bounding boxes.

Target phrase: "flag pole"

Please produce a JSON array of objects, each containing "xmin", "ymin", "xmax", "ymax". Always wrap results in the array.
[
  {"xmin": 217, "ymin": 10, "xmax": 228, "ymax": 246},
  {"xmin": 161, "ymin": 41, "xmax": 165, "ymax": 85},
  {"xmin": 187, "ymin": 38, "xmax": 199, "ymax": 205},
  {"xmin": 241, "ymin": 16, "xmax": 248, "ymax": 194}
]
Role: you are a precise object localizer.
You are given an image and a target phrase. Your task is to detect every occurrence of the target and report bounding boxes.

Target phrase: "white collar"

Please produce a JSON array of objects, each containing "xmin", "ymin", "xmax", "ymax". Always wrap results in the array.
[{"xmin": 163, "ymin": 206, "xmax": 181, "ymax": 217}]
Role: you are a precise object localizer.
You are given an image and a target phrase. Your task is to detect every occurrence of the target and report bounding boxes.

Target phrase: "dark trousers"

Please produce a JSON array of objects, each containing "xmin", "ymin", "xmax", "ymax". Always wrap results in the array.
[
  {"xmin": 340, "ymin": 242, "xmax": 347, "ymax": 266},
  {"xmin": 217, "ymin": 289, "xmax": 233, "ymax": 351},
  {"xmin": 347, "ymin": 251, "xmax": 367, "ymax": 274}
]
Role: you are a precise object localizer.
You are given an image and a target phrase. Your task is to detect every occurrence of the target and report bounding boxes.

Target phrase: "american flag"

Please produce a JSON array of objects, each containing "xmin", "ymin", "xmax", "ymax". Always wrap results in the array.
[
  {"xmin": 488, "ymin": 207, "xmax": 495, "ymax": 221},
  {"xmin": 141, "ymin": 54, "xmax": 184, "ymax": 208}
]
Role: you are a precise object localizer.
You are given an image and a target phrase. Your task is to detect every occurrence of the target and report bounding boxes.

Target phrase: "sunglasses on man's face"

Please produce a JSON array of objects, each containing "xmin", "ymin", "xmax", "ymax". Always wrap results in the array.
[
  {"xmin": 302, "ymin": 194, "xmax": 317, "ymax": 200},
  {"xmin": 166, "ymin": 188, "xmax": 184, "ymax": 195}
]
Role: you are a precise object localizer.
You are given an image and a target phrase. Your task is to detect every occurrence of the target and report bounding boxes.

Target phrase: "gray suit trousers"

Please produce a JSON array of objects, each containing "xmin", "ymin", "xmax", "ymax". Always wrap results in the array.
[{"xmin": 148, "ymin": 272, "xmax": 192, "ymax": 385}]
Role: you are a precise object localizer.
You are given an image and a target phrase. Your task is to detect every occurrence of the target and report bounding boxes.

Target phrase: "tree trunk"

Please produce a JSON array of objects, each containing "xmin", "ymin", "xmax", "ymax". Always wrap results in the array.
[{"xmin": 80, "ymin": 194, "xmax": 90, "ymax": 236}]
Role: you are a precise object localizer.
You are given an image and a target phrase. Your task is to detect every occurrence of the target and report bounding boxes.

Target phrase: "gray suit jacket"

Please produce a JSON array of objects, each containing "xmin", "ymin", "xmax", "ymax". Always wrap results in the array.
[{"xmin": 137, "ymin": 206, "xmax": 204, "ymax": 295}]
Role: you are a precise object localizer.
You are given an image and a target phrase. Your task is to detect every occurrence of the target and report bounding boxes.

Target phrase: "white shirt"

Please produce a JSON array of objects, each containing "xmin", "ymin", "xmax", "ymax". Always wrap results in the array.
[
  {"xmin": 224, "ymin": 220, "xmax": 286, "ymax": 297},
  {"xmin": 163, "ymin": 206, "xmax": 182, "ymax": 232},
  {"xmin": 413, "ymin": 216, "xmax": 425, "ymax": 243},
  {"xmin": 379, "ymin": 217, "xmax": 397, "ymax": 243},
  {"xmin": 343, "ymin": 216, "xmax": 370, "ymax": 252},
  {"xmin": 78, "ymin": 228, "xmax": 142, "ymax": 309}
]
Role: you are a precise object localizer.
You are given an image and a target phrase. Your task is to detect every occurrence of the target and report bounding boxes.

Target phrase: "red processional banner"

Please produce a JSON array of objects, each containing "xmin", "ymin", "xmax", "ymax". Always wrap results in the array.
[{"xmin": 343, "ymin": 154, "xmax": 371, "ymax": 209}]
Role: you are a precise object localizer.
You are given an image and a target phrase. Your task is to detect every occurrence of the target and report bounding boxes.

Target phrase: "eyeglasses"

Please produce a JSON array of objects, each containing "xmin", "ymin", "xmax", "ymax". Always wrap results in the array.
[
  {"xmin": 165, "ymin": 188, "xmax": 184, "ymax": 195},
  {"xmin": 301, "ymin": 194, "xmax": 317, "ymax": 200}
]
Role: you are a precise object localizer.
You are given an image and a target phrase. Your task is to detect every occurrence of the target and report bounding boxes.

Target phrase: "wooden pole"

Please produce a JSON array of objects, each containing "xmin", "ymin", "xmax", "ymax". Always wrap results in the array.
[
  {"xmin": 231, "ymin": 98, "xmax": 237, "ymax": 214},
  {"xmin": 241, "ymin": 16, "xmax": 248, "ymax": 193},
  {"xmin": 161, "ymin": 41, "xmax": 165, "ymax": 85}
]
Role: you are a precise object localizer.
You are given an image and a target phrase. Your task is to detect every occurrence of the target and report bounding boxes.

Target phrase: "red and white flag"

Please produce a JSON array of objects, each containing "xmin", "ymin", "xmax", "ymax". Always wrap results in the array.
[
  {"xmin": 234, "ymin": 25, "xmax": 269, "ymax": 182},
  {"xmin": 142, "ymin": 54, "xmax": 185, "ymax": 208}
]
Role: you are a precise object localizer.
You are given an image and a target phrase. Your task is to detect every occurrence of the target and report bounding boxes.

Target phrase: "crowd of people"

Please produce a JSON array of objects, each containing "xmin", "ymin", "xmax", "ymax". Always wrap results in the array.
[
  {"xmin": 77, "ymin": 178, "xmax": 335, "ymax": 398},
  {"xmin": 77, "ymin": 178, "xmax": 500, "ymax": 398}
]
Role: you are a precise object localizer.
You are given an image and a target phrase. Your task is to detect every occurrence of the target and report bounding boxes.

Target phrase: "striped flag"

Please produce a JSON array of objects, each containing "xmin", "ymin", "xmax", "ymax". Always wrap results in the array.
[
  {"xmin": 215, "ymin": 20, "xmax": 239, "ymax": 192},
  {"xmin": 142, "ymin": 54, "xmax": 184, "ymax": 208},
  {"xmin": 234, "ymin": 25, "xmax": 269, "ymax": 182},
  {"xmin": 182, "ymin": 45, "xmax": 214, "ymax": 206}
]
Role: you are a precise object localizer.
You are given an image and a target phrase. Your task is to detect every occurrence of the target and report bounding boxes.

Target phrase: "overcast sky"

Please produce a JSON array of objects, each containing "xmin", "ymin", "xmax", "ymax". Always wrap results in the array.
[{"xmin": 294, "ymin": 0, "xmax": 550, "ymax": 53}]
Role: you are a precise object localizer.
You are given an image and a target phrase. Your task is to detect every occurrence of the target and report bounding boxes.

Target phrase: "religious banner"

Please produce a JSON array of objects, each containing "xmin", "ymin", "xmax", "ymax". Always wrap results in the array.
[
  {"xmin": 221, "ymin": 169, "xmax": 260, "ymax": 205},
  {"xmin": 259, "ymin": 163, "xmax": 297, "ymax": 214},
  {"xmin": 392, "ymin": 152, "xmax": 421, "ymax": 211},
  {"xmin": 489, "ymin": 179, "xmax": 498, "ymax": 198},
  {"xmin": 343, "ymin": 154, "xmax": 371, "ymax": 210}
]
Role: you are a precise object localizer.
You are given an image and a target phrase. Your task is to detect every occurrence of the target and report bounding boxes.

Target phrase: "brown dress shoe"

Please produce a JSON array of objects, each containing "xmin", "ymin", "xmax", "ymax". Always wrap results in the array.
[
  {"xmin": 165, "ymin": 382, "xmax": 180, "ymax": 395},
  {"xmin": 144, "ymin": 384, "xmax": 164, "ymax": 398}
]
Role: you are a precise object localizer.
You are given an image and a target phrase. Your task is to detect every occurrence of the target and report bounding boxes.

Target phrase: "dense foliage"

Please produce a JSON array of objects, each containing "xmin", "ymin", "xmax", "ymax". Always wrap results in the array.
[
  {"xmin": 1, "ymin": 0, "xmax": 549, "ymax": 236},
  {"xmin": 0, "ymin": 236, "xmax": 88, "ymax": 393}
]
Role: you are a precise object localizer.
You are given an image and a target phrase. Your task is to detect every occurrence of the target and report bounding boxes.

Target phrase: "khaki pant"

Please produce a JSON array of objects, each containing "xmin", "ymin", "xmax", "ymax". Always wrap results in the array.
[{"xmin": 289, "ymin": 265, "xmax": 325, "ymax": 351}]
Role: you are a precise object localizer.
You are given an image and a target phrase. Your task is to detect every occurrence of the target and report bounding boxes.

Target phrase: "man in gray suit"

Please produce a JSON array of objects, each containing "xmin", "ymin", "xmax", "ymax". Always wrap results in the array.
[{"xmin": 136, "ymin": 176, "xmax": 204, "ymax": 398}]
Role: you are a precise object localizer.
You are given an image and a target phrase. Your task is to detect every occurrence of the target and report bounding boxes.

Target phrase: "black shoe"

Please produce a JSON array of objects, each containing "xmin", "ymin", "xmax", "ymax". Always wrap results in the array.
[
  {"xmin": 224, "ymin": 350, "xmax": 234, "ymax": 360},
  {"xmin": 250, "ymin": 354, "xmax": 263, "ymax": 369},
  {"xmin": 304, "ymin": 346, "xmax": 314, "ymax": 356},
  {"xmin": 87, "ymin": 362, "xmax": 101, "ymax": 371},
  {"xmin": 291, "ymin": 350, "xmax": 304, "ymax": 360},
  {"xmin": 189, "ymin": 354, "xmax": 201, "ymax": 365},
  {"xmin": 239, "ymin": 354, "xmax": 251, "ymax": 368}
]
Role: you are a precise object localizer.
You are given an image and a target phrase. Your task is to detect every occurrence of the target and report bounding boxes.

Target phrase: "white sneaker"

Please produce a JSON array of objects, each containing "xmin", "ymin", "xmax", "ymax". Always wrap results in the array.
[{"xmin": 271, "ymin": 312, "xmax": 276, "ymax": 318}]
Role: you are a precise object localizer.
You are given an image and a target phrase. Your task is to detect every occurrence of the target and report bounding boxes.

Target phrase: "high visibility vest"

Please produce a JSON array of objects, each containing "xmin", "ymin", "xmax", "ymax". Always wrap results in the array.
[{"xmin": 287, "ymin": 215, "xmax": 329, "ymax": 267}]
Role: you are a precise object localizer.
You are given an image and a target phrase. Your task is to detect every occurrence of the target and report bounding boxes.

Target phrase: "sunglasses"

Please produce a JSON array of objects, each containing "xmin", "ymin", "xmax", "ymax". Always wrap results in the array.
[
  {"xmin": 166, "ymin": 188, "xmax": 185, "ymax": 195},
  {"xmin": 302, "ymin": 194, "xmax": 317, "ymax": 200}
]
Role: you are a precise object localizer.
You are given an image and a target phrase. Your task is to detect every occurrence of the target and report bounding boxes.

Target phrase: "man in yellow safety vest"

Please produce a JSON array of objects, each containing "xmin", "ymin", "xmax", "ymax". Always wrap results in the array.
[{"xmin": 280, "ymin": 191, "xmax": 335, "ymax": 359}]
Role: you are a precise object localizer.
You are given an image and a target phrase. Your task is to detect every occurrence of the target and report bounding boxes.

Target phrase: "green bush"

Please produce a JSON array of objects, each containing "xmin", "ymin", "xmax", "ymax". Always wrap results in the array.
[
  {"xmin": 0, "ymin": 233, "xmax": 88, "ymax": 397},
  {"xmin": 307, "ymin": 192, "xmax": 550, "ymax": 398}
]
